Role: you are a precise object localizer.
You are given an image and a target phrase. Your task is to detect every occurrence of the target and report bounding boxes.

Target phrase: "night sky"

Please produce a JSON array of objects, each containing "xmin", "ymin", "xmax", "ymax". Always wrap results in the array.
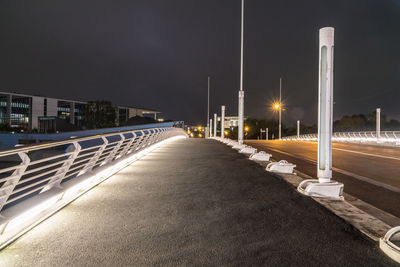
[{"xmin": 0, "ymin": 0, "xmax": 399, "ymax": 126}]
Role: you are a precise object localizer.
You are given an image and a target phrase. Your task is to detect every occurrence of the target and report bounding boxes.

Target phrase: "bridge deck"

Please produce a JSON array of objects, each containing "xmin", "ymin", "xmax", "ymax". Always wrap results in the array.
[{"xmin": 0, "ymin": 138, "xmax": 395, "ymax": 266}]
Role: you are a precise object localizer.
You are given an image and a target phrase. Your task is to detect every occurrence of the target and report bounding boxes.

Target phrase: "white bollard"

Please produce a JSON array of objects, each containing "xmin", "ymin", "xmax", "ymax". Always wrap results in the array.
[
  {"xmin": 232, "ymin": 143, "xmax": 246, "ymax": 150},
  {"xmin": 250, "ymin": 151, "xmax": 272, "ymax": 162},
  {"xmin": 239, "ymin": 146, "xmax": 257, "ymax": 154},
  {"xmin": 380, "ymin": 226, "xmax": 400, "ymax": 264},
  {"xmin": 297, "ymin": 27, "xmax": 343, "ymax": 200},
  {"xmin": 266, "ymin": 160, "xmax": 296, "ymax": 174}
]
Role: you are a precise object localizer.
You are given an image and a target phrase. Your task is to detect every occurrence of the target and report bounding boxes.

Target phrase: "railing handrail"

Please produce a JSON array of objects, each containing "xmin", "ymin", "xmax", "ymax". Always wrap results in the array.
[{"xmin": 0, "ymin": 125, "xmax": 176, "ymax": 156}]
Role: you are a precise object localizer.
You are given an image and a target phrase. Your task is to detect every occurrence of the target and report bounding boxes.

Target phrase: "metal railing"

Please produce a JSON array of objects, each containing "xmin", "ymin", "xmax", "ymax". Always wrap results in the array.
[
  {"xmin": 0, "ymin": 126, "xmax": 186, "ymax": 213},
  {"xmin": 281, "ymin": 131, "xmax": 400, "ymax": 145}
]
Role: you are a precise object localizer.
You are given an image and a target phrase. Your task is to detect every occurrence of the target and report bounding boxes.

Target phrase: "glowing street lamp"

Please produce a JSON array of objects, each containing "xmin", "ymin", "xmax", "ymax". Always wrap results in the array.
[{"xmin": 272, "ymin": 98, "xmax": 282, "ymax": 140}]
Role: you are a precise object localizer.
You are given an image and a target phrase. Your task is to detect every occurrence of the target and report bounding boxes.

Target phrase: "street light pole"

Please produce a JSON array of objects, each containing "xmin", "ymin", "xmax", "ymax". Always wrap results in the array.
[
  {"xmin": 238, "ymin": 0, "xmax": 245, "ymax": 145},
  {"xmin": 279, "ymin": 77, "xmax": 282, "ymax": 140}
]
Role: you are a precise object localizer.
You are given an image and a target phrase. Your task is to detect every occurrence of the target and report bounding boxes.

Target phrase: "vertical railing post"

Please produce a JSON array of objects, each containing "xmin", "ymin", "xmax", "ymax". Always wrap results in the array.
[
  {"xmin": 0, "ymin": 152, "xmax": 30, "ymax": 211},
  {"xmin": 120, "ymin": 132, "xmax": 137, "ymax": 157},
  {"xmin": 133, "ymin": 131, "xmax": 145, "ymax": 152},
  {"xmin": 102, "ymin": 134, "xmax": 125, "ymax": 165},
  {"xmin": 42, "ymin": 142, "xmax": 81, "ymax": 192},
  {"xmin": 78, "ymin": 136, "xmax": 108, "ymax": 175}
]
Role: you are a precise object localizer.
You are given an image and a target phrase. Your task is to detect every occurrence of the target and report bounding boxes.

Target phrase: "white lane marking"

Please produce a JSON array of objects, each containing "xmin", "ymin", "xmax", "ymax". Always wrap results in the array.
[
  {"xmin": 256, "ymin": 145, "xmax": 400, "ymax": 194},
  {"xmin": 333, "ymin": 147, "xmax": 400, "ymax": 161}
]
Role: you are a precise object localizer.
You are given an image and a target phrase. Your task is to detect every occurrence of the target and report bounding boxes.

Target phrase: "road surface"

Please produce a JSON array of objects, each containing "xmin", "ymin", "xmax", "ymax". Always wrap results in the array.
[
  {"xmin": 246, "ymin": 140, "xmax": 400, "ymax": 220},
  {"xmin": 0, "ymin": 139, "xmax": 395, "ymax": 266}
]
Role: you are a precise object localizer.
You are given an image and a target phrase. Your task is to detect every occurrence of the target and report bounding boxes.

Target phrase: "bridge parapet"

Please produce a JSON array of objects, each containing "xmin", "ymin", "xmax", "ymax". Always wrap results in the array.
[{"xmin": 0, "ymin": 126, "xmax": 186, "ymax": 249}]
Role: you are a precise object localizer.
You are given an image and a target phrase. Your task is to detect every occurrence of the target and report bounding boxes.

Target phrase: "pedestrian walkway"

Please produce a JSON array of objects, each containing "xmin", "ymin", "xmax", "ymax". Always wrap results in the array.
[{"xmin": 0, "ymin": 138, "xmax": 395, "ymax": 266}]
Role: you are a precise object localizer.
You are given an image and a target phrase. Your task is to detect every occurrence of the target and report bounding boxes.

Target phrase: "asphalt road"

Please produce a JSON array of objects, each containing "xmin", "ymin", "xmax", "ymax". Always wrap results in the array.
[
  {"xmin": 0, "ymin": 139, "xmax": 396, "ymax": 266},
  {"xmin": 246, "ymin": 140, "xmax": 400, "ymax": 219}
]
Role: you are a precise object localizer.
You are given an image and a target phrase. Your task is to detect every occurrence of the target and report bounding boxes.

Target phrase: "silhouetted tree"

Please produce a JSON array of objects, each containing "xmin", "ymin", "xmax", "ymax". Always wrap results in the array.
[{"xmin": 84, "ymin": 101, "xmax": 117, "ymax": 129}]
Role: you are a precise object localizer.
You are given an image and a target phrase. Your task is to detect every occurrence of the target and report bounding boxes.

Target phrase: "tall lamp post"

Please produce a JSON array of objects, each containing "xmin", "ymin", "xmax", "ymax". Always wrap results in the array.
[
  {"xmin": 238, "ymin": 0, "xmax": 245, "ymax": 145},
  {"xmin": 273, "ymin": 102, "xmax": 281, "ymax": 140}
]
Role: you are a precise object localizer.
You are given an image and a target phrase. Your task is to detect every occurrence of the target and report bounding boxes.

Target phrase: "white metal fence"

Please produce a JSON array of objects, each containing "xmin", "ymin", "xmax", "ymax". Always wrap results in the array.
[
  {"xmin": 282, "ymin": 131, "xmax": 400, "ymax": 145},
  {"xmin": 0, "ymin": 126, "xmax": 186, "ymax": 248},
  {"xmin": 0, "ymin": 126, "xmax": 185, "ymax": 213}
]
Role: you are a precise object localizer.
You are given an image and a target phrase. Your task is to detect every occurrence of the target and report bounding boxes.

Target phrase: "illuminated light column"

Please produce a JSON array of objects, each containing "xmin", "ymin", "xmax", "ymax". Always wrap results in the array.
[
  {"xmin": 221, "ymin": 105, "xmax": 225, "ymax": 138},
  {"xmin": 238, "ymin": 0, "xmax": 245, "ymax": 145},
  {"xmin": 214, "ymin": 113, "xmax": 217, "ymax": 137},
  {"xmin": 279, "ymin": 78, "xmax": 282, "ymax": 140},
  {"xmin": 297, "ymin": 120, "xmax": 300, "ymax": 139},
  {"xmin": 298, "ymin": 27, "xmax": 343, "ymax": 200},
  {"xmin": 266, "ymin": 128, "xmax": 268, "ymax": 140},
  {"xmin": 209, "ymin": 119, "xmax": 212, "ymax": 137},
  {"xmin": 317, "ymin": 27, "xmax": 335, "ymax": 183},
  {"xmin": 206, "ymin": 77, "xmax": 210, "ymax": 138},
  {"xmin": 376, "ymin": 108, "xmax": 381, "ymax": 142}
]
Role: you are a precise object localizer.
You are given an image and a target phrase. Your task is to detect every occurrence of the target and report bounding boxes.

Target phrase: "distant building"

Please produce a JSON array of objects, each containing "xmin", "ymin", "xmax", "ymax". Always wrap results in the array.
[
  {"xmin": 219, "ymin": 116, "xmax": 247, "ymax": 129},
  {"xmin": 0, "ymin": 91, "xmax": 160, "ymax": 132},
  {"xmin": 117, "ymin": 105, "xmax": 160, "ymax": 125}
]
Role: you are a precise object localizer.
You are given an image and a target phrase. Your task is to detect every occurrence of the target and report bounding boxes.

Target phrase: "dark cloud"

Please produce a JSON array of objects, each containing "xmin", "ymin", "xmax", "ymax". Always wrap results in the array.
[{"xmin": 0, "ymin": 0, "xmax": 399, "ymax": 126}]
